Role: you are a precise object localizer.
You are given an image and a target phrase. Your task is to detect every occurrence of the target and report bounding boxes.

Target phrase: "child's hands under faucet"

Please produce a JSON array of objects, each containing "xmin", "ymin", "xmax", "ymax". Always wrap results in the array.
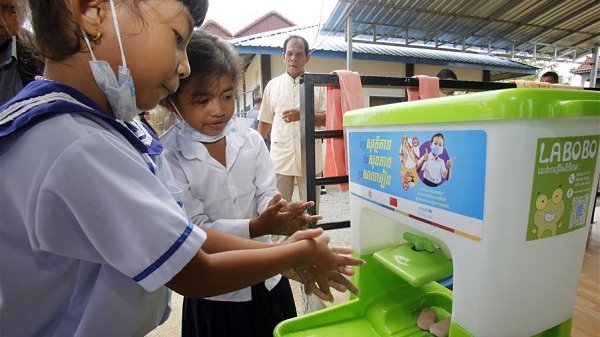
[
  {"xmin": 281, "ymin": 228, "xmax": 364, "ymax": 301},
  {"xmin": 250, "ymin": 193, "xmax": 322, "ymax": 237}
]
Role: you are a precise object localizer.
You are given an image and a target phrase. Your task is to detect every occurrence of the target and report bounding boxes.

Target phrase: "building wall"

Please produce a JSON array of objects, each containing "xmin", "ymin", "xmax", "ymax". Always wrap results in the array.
[
  {"xmin": 237, "ymin": 53, "xmax": 488, "ymax": 113},
  {"xmin": 578, "ymin": 73, "xmax": 600, "ymax": 87},
  {"xmin": 241, "ymin": 54, "xmax": 485, "ymax": 99},
  {"xmin": 269, "ymin": 57, "xmax": 409, "ymax": 78},
  {"xmin": 237, "ymin": 55, "xmax": 262, "ymax": 113},
  {"xmin": 414, "ymin": 64, "xmax": 482, "ymax": 81}
]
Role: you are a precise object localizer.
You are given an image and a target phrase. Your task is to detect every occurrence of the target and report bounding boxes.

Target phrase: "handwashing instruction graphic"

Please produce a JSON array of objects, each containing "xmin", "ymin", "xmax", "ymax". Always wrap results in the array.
[
  {"xmin": 527, "ymin": 135, "xmax": 599, "ymax": 241},
  {"xmin": 400, "ymin": 136, "xmax": 420, "ymax": 190},
  {"xmin": 349, "ymin": 130, "xmax": 487, "ymax": 240}
]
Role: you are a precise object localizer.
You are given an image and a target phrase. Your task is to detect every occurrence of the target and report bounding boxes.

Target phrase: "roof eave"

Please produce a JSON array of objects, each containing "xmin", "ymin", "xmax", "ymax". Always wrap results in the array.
[{"xmin": 236, "ymin": 47, "xmax": 536, "ymax": 75}]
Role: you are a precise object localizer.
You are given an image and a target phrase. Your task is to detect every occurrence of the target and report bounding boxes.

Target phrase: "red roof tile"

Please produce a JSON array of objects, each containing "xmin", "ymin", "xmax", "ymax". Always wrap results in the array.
[
  {"xmin": 201, "ymin": 20, "xmax": 234, "ymax": 40},
  {"xmin": 573, "ymin": 56, "xmax": 600, "ymax": 74}
]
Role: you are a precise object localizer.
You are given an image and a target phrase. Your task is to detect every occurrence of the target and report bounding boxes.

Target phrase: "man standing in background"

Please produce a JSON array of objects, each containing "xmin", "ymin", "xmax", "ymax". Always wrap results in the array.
[
  {"xmin": 539, "ymin": 71, "xmax": 559, "ymax": 84},
  {"xmin": 246, "ymin": 96, "xmax": 262, "ymax": 122},
  {"xmin": 436, "ymin": 68, "xmax": 458, "ymax": 96},
  {"xmin": 257, "ymin": 35, "xmax": 326, "ymax": 212},
  {"xmin": 0, "ymin": 0, "xmax": 43, "ymax": 105}
]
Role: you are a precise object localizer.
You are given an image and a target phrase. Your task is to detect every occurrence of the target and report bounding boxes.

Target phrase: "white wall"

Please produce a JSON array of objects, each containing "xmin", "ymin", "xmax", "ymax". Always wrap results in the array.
[
  {"xmin": 240, "ymin": 54, "xmax": 488, "ymax": 109},
  {"xmin": 414, "ymin": 64, "xmax": 482, "ymax": 80},
  {"xmin": 269, "ymin": 56, "xmax": 409, "ymax": 78},
  {"xmin": 244, "ymin": 55, "xmax": 262, "ymax": 94}
]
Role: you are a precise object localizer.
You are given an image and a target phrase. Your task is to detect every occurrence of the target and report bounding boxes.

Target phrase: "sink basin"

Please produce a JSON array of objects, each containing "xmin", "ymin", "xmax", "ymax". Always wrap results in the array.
[{"xmin": 274, "ymin": 255, "xmax": 453, "ymax": 337}]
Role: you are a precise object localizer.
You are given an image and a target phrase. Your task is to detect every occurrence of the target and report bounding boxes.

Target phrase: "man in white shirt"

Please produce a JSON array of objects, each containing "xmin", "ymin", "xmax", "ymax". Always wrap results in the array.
[{"xmin": 257, "ymin": 35, "xmax": 326, "ymax": 212}]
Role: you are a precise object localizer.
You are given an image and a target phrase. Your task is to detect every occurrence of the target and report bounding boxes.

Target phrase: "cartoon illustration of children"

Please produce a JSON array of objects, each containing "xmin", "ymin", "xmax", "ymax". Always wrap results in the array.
[
  {"xmin": 417, "ymin": 133, "xmax": 453, "ymax": 187},
  {"xmin": 399, "ymin": 136, "xmax": 420, "ymax": 190}
]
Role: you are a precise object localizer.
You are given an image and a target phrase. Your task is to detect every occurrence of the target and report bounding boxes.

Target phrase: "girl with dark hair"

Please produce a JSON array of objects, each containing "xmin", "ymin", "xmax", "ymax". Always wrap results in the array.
[
  {"xmin": 160, "ymin": 30, "xmax": 314, "ymax": 337},
  {"xmin": 0, "ymin": 1, "xmax": 362, "ymax": 336}
]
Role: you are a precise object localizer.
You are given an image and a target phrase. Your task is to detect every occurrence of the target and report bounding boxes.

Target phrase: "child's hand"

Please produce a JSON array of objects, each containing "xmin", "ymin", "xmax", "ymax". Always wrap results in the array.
[
  {"xmin": 249, "ymin": 195, "xmax": 322, "ymax": 237},
  {"xmin": 277, "ymin": 200, "xmax": 322, "ymax": 234},
  {"xmin": 298, "ymin": 235, "xmax": 365, "ymax": 300},
  {"xmin": 309, "ymin": 247, "xmax": 361, "ymax": 299},
  {"xmin": 281, "ymin": 229, "xmax": 364, "ymax": 300},
  {"xmin": 287, "ymin": 267, "xmax": 360, "ymax": 302},
  {"xmin": 446, "ymin": 158, "xmax": 453, "ymax": 169},
  {"xmin": 422, "ymin": 149, "xmax": 430, "ymax": 161}
]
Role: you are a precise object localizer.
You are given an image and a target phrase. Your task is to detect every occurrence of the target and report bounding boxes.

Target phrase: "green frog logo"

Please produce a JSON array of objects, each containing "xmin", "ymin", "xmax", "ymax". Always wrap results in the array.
[{"xmin": 533, "ymin": 186, "xmax": 565, "ymax": 239}]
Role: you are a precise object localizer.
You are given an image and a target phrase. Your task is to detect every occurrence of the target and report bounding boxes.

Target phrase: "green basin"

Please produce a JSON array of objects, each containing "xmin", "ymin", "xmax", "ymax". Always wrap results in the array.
[{"xmin": 274, "ymin": 255, "xmax": 453, "ymax": 337}]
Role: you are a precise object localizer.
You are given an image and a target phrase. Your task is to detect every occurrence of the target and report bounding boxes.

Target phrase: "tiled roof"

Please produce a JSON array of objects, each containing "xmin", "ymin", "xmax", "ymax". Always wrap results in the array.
[
  {"xmin": 201, "ymin": 20, "xmax": 233, "ymax": 39},
  {"xmin": 573, "ymin": 57, "xmax": 600, "ymax": 74},
  {"xmin": 234, "ymin": 11, "xmax": 296, "ymax": 38}
]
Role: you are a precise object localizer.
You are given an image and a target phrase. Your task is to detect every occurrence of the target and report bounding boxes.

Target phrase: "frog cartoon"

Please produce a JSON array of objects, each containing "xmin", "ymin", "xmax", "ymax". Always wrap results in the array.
[{"xmin": 533, "ymin": 186, "xmax": 565, "ymax": 239}]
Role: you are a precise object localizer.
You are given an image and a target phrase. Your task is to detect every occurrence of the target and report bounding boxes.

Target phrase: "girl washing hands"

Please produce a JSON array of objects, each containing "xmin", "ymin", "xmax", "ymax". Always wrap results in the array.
[
  {"xmin": 160, "ymin": 31, "xmax": 323, "ymax": 337},
  {"xmin": 0, "ymin": 1, "xmax": 362, "ymax": 336}
]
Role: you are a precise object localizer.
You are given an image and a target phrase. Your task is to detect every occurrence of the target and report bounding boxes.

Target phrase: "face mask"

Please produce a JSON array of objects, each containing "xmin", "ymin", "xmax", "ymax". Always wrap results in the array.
[
  {"xmin": 168, "ymin": 98, "xmax": 232, "ymax": 143},
  {"xmin": 430, "ymin": 144, "xmax": 444, "ymax": 156},
  {"xmin": 81, "ymin": 0, "xmax": 140, "ymax": 121}
]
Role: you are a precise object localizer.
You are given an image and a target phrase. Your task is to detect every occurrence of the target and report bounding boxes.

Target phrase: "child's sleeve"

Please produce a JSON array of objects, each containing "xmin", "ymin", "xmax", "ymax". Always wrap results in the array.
[
  {"xmin": 252, "ymin": 133, "xmax": 277, "ymax": 212},
  {"xmin": 163, "ymin": 147, "xmax": 252, "ymax": 239},
  {"xmin": 32, "ymin": 132, "xmax": 206, "ymax": 292}
]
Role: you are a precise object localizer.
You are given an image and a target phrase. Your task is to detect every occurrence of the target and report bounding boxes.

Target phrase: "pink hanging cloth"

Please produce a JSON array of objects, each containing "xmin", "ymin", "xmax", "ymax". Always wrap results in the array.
[
  {"xmin": 325, "ymin": 70, "xmax": 364, "ymax": 192},
  {"xmin": 406, "ymin": 75, "xmax": 440, "ymax": 101}
]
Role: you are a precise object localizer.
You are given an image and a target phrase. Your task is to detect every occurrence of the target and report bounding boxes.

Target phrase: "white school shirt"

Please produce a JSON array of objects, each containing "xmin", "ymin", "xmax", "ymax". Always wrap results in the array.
[
  {"xmin": 160, "ymin": 118, "xmax": 281, "ymax": 302},
  {"xmin": 0, "ymin": 113, "xmax": 206, "ymax": 337},
  {"xmin": 258, "ymin": 72, "xmax": 326, "ymax": 177},
  {"xmin": 421, "ymin": 154, "xmax": 447, "ymax": 184}
]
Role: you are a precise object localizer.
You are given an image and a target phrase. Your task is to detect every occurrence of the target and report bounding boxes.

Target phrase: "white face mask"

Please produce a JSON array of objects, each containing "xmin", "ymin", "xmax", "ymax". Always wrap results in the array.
[
  {"xmin": 81, "ymin": 0, "xmax": 140, "ymax": 121},
  {"xmin": 168, "ymin": 98, "xmax": 232, "ymax": 143}
]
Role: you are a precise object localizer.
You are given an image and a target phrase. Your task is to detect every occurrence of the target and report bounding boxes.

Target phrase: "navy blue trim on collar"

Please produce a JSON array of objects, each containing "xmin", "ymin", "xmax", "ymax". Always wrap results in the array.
[{"xmin": 0, "ymin": 80, "xmax": 157, "ymax": 155}]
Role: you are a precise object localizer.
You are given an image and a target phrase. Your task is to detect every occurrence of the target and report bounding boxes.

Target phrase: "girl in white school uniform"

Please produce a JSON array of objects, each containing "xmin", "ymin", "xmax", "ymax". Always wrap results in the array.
[
  {"xmin": 160, "ymin": 31, "xmax": 313, "ymax": 337},
  {"xmin": 0, "ymin": 1, "xmax": 363, "ymax": 336}
]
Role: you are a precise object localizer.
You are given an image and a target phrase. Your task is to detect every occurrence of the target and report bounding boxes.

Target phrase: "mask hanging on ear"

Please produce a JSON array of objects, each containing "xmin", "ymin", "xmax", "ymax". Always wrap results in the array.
[
  {"xmin": 81, "ymin": 0, "xmax": 140, "ymax": 121},
  {"xmin": 168, "ymin": 98, "xmax": 233, "ymax": 143}
]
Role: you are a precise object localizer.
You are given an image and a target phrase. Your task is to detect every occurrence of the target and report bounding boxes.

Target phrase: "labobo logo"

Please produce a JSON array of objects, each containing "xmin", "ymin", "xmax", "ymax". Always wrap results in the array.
[{"xmin": 538, "ymin": 138, "xmax": 598, "ymax": 164}]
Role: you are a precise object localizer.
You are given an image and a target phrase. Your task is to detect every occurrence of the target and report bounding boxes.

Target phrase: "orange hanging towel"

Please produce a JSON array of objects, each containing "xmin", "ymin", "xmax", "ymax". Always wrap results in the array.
[
  {"xmin": 406, "ymin": 75, "xmax": 440, "ymax": 101},
  {"xmin": 325, "ymin": 70, "xmax": 364, "ymax": 192}
]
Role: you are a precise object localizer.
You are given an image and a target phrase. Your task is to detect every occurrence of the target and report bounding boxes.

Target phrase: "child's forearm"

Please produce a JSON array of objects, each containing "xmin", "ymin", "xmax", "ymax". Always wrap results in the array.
[
  {"xmin": 201, "ymin": 227, "xmax": 270, "ymax": 253},
  {"xmin": 167, "ymin": 240, "xmax": 313, "ymax": 298}
]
